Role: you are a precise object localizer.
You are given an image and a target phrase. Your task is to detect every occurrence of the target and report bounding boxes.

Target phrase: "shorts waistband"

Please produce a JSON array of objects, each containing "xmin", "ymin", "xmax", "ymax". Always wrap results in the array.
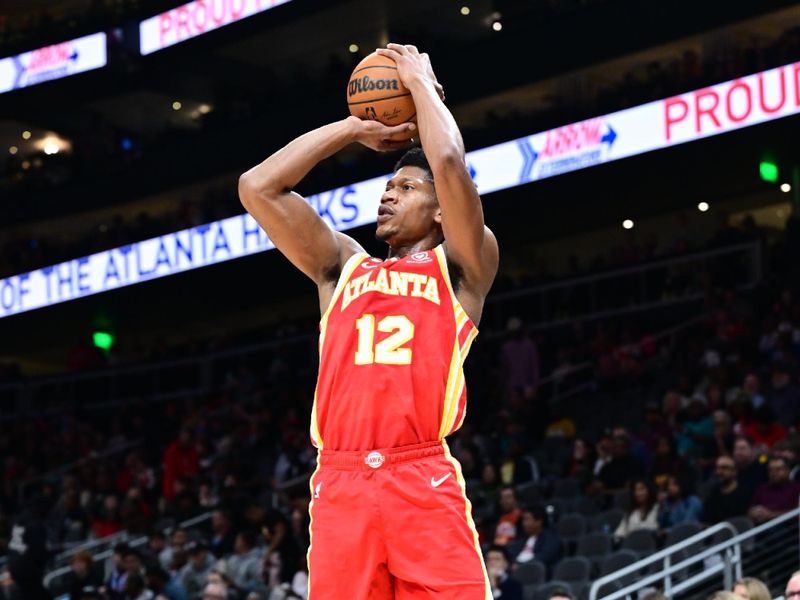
[{"xmin": 319, "ymin": 441, "xmax": 444, "ymax": 470}]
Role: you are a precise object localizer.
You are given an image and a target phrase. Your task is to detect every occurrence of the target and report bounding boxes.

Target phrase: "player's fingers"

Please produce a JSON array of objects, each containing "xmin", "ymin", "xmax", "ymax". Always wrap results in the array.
[
  {"xmin": 405, "ymin": 45, "xmax": 419, "ymax": 55},
  {"xmin": 385, "ymin": 43, "xmax": 407, "ymax": 54},
  {"xmin": 376, "ymin": 48, "xmax": 402, "ymax": 62},
  {"xmin": 383, "ymin": 122, "xmax": 415, "ymax": 137}
]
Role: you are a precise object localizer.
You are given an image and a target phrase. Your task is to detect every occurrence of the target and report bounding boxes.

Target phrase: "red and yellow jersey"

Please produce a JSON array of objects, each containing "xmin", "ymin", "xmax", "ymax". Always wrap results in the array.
[{"xmin": 310, "ymin": 244, "xmax": 478, "ymax": 451}]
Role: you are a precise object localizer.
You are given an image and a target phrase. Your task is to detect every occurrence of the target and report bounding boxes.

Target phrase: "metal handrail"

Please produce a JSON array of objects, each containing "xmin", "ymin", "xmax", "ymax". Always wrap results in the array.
[
  {"xmin": 589, "ymin": 507, "xmax": 800, "ymax": 600},
  {"xmin": 45, "ymin": 511, "xmax": 213, "ymax": 588},
  {"xmin": 490, "ymin": 241, "xmax": 760, "ymax": 302}
]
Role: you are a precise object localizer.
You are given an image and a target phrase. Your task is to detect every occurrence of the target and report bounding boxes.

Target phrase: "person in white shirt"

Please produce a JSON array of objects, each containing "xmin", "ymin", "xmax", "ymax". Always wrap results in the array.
[{"xmin": 614, "ymin": 478, "xmax": 659, "ymax": 539}]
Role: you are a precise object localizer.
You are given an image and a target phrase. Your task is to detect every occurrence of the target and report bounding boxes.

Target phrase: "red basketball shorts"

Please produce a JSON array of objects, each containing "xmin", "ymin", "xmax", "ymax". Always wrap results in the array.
[{"xmin": 306, "ymin": 440, "xmax": 491, "ymax": 600}]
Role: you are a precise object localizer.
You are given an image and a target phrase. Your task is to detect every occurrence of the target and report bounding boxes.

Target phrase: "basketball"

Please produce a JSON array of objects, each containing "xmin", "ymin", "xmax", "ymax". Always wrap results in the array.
[{"xmin": 347, "ymin": 52, "xmax": 416, "ymax": 126}]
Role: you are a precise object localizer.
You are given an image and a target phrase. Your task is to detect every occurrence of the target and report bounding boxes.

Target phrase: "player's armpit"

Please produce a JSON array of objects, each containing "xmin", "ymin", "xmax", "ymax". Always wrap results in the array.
[{"xmin": 238, "ymin": 180, "xmax": 362, "ymax": 287}]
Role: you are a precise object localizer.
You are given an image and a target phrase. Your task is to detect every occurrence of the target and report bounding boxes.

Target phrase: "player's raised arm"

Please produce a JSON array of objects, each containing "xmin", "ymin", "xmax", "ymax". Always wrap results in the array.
[
  {"xmin": 377, "ymin": 44, "xmax": 498, "ymax": 294},
  {"xmin": 238, "ymin": 117, "xmax": 416, "ymax": 286}
]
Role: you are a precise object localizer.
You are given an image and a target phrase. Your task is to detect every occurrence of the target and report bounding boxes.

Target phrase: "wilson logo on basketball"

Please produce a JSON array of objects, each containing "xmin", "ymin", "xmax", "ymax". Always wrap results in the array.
[{"xmin": 348, "ymin": 75, "xmax": 399, "ymax": 97}]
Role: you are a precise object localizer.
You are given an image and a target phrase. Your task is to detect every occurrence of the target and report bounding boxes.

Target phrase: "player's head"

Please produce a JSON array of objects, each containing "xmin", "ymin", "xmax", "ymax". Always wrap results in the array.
[{"xmin": 376, "ymin": 148, "xmax": 441, "ymax": 247}]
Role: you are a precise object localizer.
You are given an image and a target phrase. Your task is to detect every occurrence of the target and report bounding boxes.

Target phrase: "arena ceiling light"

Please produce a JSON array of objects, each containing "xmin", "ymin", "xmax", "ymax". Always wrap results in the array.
[
  {"xmin": 781, "ymin": 183, "xmax": 792, "ymax": 193},
  {"xmin": 698, "ymin": 202, "xmax": 710, "ymax": 212},
  {"xmin": 622, "ymin": 219, "xmax": 634, "ymax": 229}
]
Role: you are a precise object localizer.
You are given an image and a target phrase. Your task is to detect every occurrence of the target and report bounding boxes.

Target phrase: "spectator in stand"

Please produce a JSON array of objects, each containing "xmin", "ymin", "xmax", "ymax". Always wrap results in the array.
[
  {"xmin": 785, "ymin": 571, "xmax": 800, "ymax": 600},
  {"xmin": 162, "ymin": 429, "xmax": 200, "ymax": 501},
  {"xmin": 201, "ymin": 581, "xmax": 228, "ymax": 600},
  {"xmin": 743, "ymin": 406, "xmax": 786, "ymax": 452},
  {"xmin": 179, "ymin": 540, "xmax": 215, "ymax": 600},
  {"xmin": 703, "ymin": 456, "xmax": 752, "ymax": 524},
  {"xmin": 123, "ymin": 572, "xmax": 152, "ymax": 600},
  {"xmin": 698, "ymin": 410, "xmax": 736, "ymax": 469},
  {"xmin": 159, "ymin": 528, "xmax": 190, "ymax": 572},
  {"xmin": 471, "ymin": 464, "xmax": 502, "ymax": 533},
  {"xmin": 259, "ymin": 510, "xmax": 301, "ymax": 591},
  {"xmin": 637, "ymin": 402, "xmax": 672, "ymax": 461},
  {"xmin": 91, "ymin": 494, "xmax": 123, "ymax": 539},
  {"xmin": 658, "ymin": 473, "xmax": 702, "ymax": 529},
  {"xmin": 145, "ymin": 532, "xmax": 167, "ymax": 569},
  {"xmin": 614, "ymin": 478, "xmax": 659, "ymax": 539},
  {"xmin": 649, "ymin": 435, "xmax": 691, "ymax": 489},
  {"xmin": 512, "ymin": 504, "xmax": 562, "ymax": 573},
  {"xmin": 593, "ymin": 433, "xmax": 613, "ymax": 478},
  {"xmin": 597, "ymin": 434, "xmax": 644, "ymax": 494},
  {"xmin": 209, "ymin": 509, "xmax": 236, "ymax": 559},
  {"xmin": 772, "ymin": 437, "xmax": 800, "ymax": 482},
  {"xmin": 485, "ymin": 545, "xmax": 522, "ymax": 600},
  {"xmin": 748, "ymin": 456, "xmax": 800, "ymax": 524},
  {"xmin": 674, "ymin": 396, "xmax": 713, "ymax": 459},
  {"xmin": 567, "ymin": 438, "xmax": 596, "ymax": 489},
  {"xmin": 493, "ymin": 486, "xmax": 523, "ymax": 546},
  {"xmin": 145, "ymin": 565, "xmax": 187, "ymax": 600},
  {"xmin": 548, "ymin": 588, "xmax": 574, "ymax": 600},
  {"xmin": 225, "ymin": 531, "xmax": 262, "ymax": 596},
  {"xmin": 501, "ymin": 317, "xmax": 540, "ymax": 403},
  {"xmin": 732, "ymin": 577, "xmax": 771, "ymax": 600},
  {"xmin": 733, "ymin": 437, "xmax": 767, "ymax": 495},
  {"xmin": 767, "ymin": 362, "xmax": 800, "ymax": 428},
  {"xmin": 66, "ymin": 551, "xmax": 103, "ymax": 600},
  {"xmin": 107, "ymin": 543, "xmax": 131, "ymax": 599}
]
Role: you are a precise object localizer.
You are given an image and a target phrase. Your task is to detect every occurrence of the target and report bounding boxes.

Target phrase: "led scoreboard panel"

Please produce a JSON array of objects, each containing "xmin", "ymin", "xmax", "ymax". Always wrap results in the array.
[
  {"xmin": 0, "ymin": 32, "xmax": 106, "ymax": 94},
  {"xmin": 2, "ymin": 61, "xmax": 799, "ymax": 318},
  {"xmin": 140, "ymin": 0, "xmax": 294, "ymax": 55}
]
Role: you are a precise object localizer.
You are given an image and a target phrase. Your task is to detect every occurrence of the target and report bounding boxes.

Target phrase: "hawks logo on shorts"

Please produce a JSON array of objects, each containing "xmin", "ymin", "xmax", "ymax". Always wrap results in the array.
[{"xmin": 311, "ymin": 244, "xmax": 477, "ymax": 451}]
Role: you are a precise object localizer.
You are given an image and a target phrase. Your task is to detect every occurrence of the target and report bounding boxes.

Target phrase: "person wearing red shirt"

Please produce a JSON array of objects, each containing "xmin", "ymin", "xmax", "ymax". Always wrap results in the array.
[{"xmin": 162, "ymin": 428, "xmax": 199, "ymax": 500}]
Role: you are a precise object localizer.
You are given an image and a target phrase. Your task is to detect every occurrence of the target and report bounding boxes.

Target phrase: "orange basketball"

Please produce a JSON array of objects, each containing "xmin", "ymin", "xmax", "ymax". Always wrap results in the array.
[{"xmin": 347, "ymin": 52, "xmax": 416, "ymax": 127}]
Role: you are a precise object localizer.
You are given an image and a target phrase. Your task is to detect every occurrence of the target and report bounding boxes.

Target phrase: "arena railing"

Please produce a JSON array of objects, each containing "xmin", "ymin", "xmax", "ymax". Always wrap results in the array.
[
  {"xmin": 588, "ymin": 505, "xmax": 800, "ymax": 600},
  {"xmin": 482, "ymin": 240, "xmax": 761, "ymax": 332},
  {"xmin": 43, "ymin": 510, "xmax": 213, "ymax": 591},
  {"xmin": 15, "ymin": 439, "xmax": 143, "ymax": 507},
  {"xmin": 0, "ymin": 240, "xmax": 761, "ymax": 418}
]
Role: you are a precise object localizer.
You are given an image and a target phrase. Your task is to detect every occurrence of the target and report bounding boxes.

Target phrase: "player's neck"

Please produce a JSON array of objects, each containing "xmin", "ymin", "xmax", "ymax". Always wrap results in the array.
[{"xmin": 387, "ymin": 236, "xmax": 441, "ymax": 259}]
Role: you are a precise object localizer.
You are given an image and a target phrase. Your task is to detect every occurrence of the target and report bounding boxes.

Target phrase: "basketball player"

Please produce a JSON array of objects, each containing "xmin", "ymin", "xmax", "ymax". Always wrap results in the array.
[{"xmin": 239, "ymin": 44, "xmax": 498, "ymax": 599}]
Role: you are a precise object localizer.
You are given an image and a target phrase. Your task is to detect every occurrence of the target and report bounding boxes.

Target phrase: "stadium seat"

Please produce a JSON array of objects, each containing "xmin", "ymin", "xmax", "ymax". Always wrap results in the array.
[
  {"xmin": 556, "ymin": 513, "xmax": 587, "ymax": 554},
  {"xmin": 664, "ymin": 521, "xmax": 702, "ymax": 547},
  {"xmin": 553, "ymin": 478, "xmax": 582, "ymax": 500},
  {"xmin": 576, "ymin": 531, "xmax": 612, "ymax": 571},
  {"xmin": 575, "ymin": 495, "xmax": 602, "ymax": 516},
  {"xmin": 599, "ymin": 549, "xmax": 641, "ymax": 586},
  {"xmin": 534, "ymin": 580, "xmax": 577, "ymax": 600},
  {"xmin": 552, "ymin": 556, "xmax": 592, "ymax": 586},
  {"xmin": 591, "ymin": 508, "xmax": 625, "ymax": 533},
  {"xmin": 516, "ymin": 481, "xmax": 544, "ymax": 506},
  {"xmin": 726, "ymin": 516, "xmax": 754, "ymax": 534},
  {"xmin": 620, "ymin": 529, "xmax": 657, "ymax": 558},
  {"xmin": 514, "ymin": 560, "xmax": 546, "ymax": 586}
]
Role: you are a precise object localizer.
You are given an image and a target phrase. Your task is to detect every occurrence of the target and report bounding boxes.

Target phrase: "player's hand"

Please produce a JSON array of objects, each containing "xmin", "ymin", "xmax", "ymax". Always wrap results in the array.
[
  {"xmin": 376, "ymin": 44, "xmax": 445, "ymax": 101},
  {"xmin": 347, "ymin": 116, "xmax": 416, "ymax": 152}
]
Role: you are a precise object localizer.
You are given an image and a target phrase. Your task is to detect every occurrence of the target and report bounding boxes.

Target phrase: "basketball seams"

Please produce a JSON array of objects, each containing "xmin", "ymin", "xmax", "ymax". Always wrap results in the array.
[
  {"xmin": 351, "ymin": 64, "xmax": 398, "ymax": 75},
  {"xmin": 347, "ymin": 92, "xmax": 412, "ymax": 106}
]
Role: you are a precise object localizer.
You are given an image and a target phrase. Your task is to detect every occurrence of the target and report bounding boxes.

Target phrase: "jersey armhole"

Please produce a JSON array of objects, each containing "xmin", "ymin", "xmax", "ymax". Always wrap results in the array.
[
  {"xmin": 433, "ymin": 245, "xmax": 478, "ymax": 334},
  {"xmin": 319, "ymin": 251, "xmax": 368, "ymax": 325}
]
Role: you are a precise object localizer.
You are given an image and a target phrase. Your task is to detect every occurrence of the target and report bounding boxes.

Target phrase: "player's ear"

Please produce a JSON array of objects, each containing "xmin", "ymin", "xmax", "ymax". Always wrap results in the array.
[{"xmin": 433, "ymin": 205, "xmax": 442, "ymax": 225}]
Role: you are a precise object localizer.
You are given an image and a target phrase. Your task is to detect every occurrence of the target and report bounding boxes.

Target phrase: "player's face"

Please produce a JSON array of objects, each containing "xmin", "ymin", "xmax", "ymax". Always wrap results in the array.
[{"xmin": 376, "ymin": 166, "xmax": 439, "ymax": 244}]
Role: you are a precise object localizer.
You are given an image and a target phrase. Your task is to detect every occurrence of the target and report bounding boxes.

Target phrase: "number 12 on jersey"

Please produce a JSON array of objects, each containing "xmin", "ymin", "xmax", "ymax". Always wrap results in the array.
[{"xmin": 354, "ymin": 314, "xmax": 415, "ymax": 365}]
